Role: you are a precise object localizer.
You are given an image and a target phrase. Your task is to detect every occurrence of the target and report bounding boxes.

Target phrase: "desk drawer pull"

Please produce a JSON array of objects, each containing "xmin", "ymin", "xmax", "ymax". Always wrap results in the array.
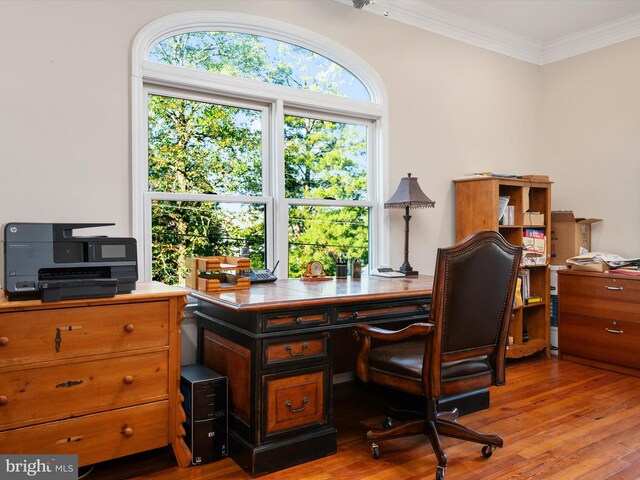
[
  {"xmin": 0, "ymin": 336, "xmax": 8, "ymax": 347},
  {"xmin": 420, "ymin": 304, "xmax": 429, "ymax": 311},
  {"xmin": 56, "ymin": 435, "xmax": 84, "ymax": 444},
  {"xmin": 605, "ymin": 327, "xmax": 624, "ymax": 334},
  {"xmin": 56, "ymin": 379, "xmax": 84, "ymax": 388},
  {"xmin": 295, "ymin": 317, "xmax": 303, "ymax": 325},
  {"xmin": 285, "ymin": 396, "xmax": 309, "ymax": 413},
  {"xmin": 351, "ymin": 311, "xmax": 359, "ymax": 319},
  {"xmin": 0, "ymin": 395, "xmax": 7, "ymax": 406},
  {"xmin": 605, "ymin": 286, "xmax": 623, "ymax": 291},
  {"xmin": 284, "ymin": 342, "xmax": 309, "ymax": 357}
]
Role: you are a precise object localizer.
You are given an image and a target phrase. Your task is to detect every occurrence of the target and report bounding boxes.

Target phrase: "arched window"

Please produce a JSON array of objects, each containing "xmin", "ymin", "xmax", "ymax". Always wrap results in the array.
[{"xmin": 132, "ymin": 12, "xmax": 387, "ymax": 284}]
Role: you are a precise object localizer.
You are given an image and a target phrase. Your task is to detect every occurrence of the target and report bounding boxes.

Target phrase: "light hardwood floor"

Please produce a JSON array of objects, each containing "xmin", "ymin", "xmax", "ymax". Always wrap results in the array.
[{"xmin": 88, "ymin": 356, "xmax": 640, "ymax": 480}]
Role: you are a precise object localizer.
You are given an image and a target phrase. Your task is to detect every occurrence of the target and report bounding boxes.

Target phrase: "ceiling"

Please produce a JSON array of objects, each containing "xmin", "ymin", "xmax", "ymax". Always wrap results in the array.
[{"xmin": 336, "ymin": 0, "xmax": 640, "ymax": 64}]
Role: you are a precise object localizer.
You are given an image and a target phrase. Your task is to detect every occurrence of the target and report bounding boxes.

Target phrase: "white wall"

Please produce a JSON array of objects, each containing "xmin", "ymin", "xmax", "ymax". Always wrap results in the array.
[
  {"xmin": 540, "ymin": 37, "xmax": 640, "ymax": 258},
  {"xmin": 0, "ymin": 0, "xmax": 541, "ymax": 276}
]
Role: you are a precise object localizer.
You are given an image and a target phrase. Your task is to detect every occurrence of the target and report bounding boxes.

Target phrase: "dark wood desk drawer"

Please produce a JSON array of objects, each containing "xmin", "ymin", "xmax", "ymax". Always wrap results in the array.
[
  {"xmin": 263, "ymin": 333, "xmax": 329, "ymax": 368},
  {"xmin": 335, "ymin": 300, "xmax": 429, "ymax": 324},
  {"xmin": 560, "ymin": 313, "xmax": 640, "ymax": 369},
  {"xmin": 263, "ymin": 366, "xmax": 329, "ymax": 439},
  {"xmin": 262, "ymin": 309, "xmax": 330, "ymax": 332}
]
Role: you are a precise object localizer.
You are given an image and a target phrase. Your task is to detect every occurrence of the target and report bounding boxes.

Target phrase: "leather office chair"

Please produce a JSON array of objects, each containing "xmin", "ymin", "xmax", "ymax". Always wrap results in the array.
[{"xmin": 353, "ymin": 230, "xmax": 522, "ymax": 479}]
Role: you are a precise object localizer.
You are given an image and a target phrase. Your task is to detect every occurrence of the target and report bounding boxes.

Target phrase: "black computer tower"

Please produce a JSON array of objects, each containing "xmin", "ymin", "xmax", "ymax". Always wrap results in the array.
[{"xmin": 180, "ymin": 364, "xmax": 229, "ymax": 465}]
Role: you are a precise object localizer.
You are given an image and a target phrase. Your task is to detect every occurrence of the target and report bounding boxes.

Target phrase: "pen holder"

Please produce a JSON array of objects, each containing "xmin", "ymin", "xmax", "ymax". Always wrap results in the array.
[{"xmin": 336, "ymin": 264, "xmax": 348, "ymax": 279}]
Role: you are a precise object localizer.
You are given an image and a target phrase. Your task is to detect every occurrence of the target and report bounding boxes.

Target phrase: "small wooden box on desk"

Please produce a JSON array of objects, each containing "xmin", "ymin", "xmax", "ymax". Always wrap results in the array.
[
  {"xmin": 558, "ymin": 269, "xmax": 640, "ymax": 377},
  {"xmin": 453, "ymin": 175, "xmax": 552, "ymax": 359},
  {"xmin": 0, "ymin": 283, "xmax": 191, "ymax": 468}
]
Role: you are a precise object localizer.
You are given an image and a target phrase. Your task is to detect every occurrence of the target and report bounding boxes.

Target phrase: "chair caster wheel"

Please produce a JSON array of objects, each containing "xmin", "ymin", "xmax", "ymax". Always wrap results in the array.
[
  {"xmin": 382, "ymin": 417, "xmax": 393, "ymax": 429},
  {"xmin": 371, "ymin": 442, "xmax": 380, "ymax": 459},
  {"xmin": 436, "ymin": 466, "xmax": 445, "ymax": 479},
  {"xmin": 482, "ymin": 445, "xmax": 495, "ymax": 458}
]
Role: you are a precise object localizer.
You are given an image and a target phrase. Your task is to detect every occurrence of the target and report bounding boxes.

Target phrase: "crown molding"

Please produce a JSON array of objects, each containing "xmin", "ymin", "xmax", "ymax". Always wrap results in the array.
[{"xmin": 334, "ymin": 0, "xmax": 640, "ymax": 65}]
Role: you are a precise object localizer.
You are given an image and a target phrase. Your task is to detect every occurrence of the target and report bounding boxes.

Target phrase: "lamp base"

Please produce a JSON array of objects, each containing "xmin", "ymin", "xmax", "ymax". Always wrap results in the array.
[{"xmin": 399, "ymin": 266, "xmax": 419, "ymax": 276}]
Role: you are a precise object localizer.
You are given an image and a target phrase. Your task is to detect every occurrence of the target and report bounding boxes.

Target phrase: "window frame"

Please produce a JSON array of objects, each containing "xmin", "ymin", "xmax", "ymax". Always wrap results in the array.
[{"xmin": 132, "ymin": 11, "xmax": 389, "ymax": 281}]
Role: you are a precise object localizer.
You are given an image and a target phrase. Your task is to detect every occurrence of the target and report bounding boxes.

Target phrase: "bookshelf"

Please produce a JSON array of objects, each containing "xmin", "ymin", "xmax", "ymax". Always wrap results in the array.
[{"xmin": 453, "ymin": 176, "xmax": 551, "ymax": 359}]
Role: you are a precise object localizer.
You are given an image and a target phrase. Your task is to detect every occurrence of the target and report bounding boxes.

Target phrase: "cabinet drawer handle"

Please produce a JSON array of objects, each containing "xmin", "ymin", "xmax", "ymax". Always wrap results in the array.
[
  {"xmin": 605, "ymin": 286, "xmax": 623, "ymax": 291},
  {"xmin": 54, "ymin": 326, "xmax": 83, "ymax": 353},
  {"xmin": 56, "ymin": 435, "xmax": 83, "ymax": 444},
  {"xmin": 420, "ymin": 304, "xmax": 428, "ymax": 311},
  {"xmin": 122, "ymin": 426, "xmax": 134, "ymax": 437},
  {"xmin": 56, "ymin": 379, "xmax": 84, "ymax": 388},
  {"xmin": 123, "ymin": 375, "xmax": 134, "ymax": 384},
  {"xmin": 605, "ymin": 327, "xmax": 624, "ymax": 334},
  {"xmin": 285, "ymin": 396, "xmax": 309, "ymax": 413},
  {"xmin": 295, "ymin": 317, "xmax": 303, "ymax": 325},
  {"xmin": 284, "ymin": 342, "xmax": 309, "ymax": 357},
  {"xmin": 124, "ymin": 324, "xmax": 135, "ymax": 333},
  {"xmin": 0, "ymin": 336, "xmax": 8, "ymax": 346},
  {"xmin": 0, "ymin": 395, "xmax": 8, "ymax": 406},
  {"xmin": 351, "ymin": 311, "xmax": 359, "ymax": 319}
]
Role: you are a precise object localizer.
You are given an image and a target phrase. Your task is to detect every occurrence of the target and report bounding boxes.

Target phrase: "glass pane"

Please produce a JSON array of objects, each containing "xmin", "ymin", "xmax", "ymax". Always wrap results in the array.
[
  {"xmin": 148, "ymin": 94, "xmax": 262, "ymax": 196},
  {"xmin": 284, "ymin": 115, "xmax": 367, "ymax": 200},
  {"xmin": 288, "ymin": 205, "xmax": 369, "ymax": 278},
  {"xmin": 148, "ymin": 32, "xmax": 370, "ymax": 101},
  {"xmin": 151, "ymin": 200, "xmax": 266, "ymax": 285}
]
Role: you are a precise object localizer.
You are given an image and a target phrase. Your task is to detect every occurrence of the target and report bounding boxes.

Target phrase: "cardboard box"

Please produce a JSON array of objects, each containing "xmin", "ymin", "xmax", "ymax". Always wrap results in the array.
[
  {"xmin": 550, "ymin": 211, "xmax": 602, "ymax": 265},
  {"xmin": 524, "ymin": 212, "xmax": 545, "ymax": 226},
  {"xmin": 569, "ymin": 263, "xmax": 610, "ymax": 272}
]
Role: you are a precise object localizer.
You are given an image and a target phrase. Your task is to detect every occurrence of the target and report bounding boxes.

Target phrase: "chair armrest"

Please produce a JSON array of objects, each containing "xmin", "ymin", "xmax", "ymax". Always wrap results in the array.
[{"xmin": 353, "ymin": 322, "xmax": 434, "ymax": 342}]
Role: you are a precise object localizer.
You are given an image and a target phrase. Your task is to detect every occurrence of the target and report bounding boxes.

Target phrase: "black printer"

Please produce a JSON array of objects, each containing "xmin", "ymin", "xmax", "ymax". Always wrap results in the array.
[{"xmin": 1, "ymin": 223, "xmax": 137, "ymax": 302}]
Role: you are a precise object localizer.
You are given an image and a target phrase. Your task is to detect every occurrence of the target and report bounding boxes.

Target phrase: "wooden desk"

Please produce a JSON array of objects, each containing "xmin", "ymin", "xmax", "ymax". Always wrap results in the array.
[
  {"xmin": 0, "ymin": 283, "xmax": 190, "ymax": 468},
  {"xmin": 192, "ymin": 275, "xmax": 433, "ymax": 476}
]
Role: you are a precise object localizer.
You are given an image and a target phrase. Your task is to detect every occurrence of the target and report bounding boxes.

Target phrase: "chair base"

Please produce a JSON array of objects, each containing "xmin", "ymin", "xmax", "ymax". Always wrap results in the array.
[{"xmin": 366, "ymin": 400, "xmax": 503, "ymax": 478}]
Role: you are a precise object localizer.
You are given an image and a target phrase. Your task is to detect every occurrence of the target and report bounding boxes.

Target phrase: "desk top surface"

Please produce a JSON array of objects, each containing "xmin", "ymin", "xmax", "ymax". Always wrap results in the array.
[{"xmin": 190, "ymin": 275, "xmax": 434, "ymax": 312}]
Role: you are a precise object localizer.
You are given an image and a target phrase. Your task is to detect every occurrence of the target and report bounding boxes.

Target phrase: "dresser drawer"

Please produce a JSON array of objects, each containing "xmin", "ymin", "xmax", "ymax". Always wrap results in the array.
[
  {"xmin": 559, "ymin": 313, "xmax": 640, "ymax": 369},
  {"xmin": 262, "ymin": 333, "xmax": 329, "ymax": 368},
  {"xmin": 336, "ymin": 299, "xmax": 430, "ymax": 324},
  {"xmin": 263, "ymin": 367, "xmax": 329, "ymax": 438},
  {"xmin": 0, "ymin": 301, "xmax": 169, "ymax": 367},
  {"xmin": 262, "ymin": 309, "xmax": 330, "ymax": 332},
  {"xmin": 0, "ymin": 401, "xmax": 169, "ymax": 466},
  {"xmin": 559, "ymin": 275, "xmax": 640, "ymax": 323},
  {"xmin": 0, "ymin": 351, "xmax": 168, "ymax": 429}
]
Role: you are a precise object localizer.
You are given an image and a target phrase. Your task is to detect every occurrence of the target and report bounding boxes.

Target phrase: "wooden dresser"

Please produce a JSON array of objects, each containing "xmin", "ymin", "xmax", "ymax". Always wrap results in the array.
[
  {"xmin": 558, "ymin": 270, "xmax": 640, "ymax": 376},
  {"xmin": 0, "ymin": 282, "xmax": 191, "ymax": 467}
]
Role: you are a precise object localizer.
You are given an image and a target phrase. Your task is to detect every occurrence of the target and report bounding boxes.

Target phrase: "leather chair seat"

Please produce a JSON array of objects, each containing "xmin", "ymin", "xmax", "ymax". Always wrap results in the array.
[{"xmin": 369, "ymin": 340, "xmax": 492, "ymax": 382}]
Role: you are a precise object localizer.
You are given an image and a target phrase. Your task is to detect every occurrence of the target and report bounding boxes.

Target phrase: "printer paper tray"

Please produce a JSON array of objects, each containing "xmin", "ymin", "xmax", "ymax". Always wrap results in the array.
[{"xmin": 39, "ymin": 279, "xmax": 118, "ymax": 303}]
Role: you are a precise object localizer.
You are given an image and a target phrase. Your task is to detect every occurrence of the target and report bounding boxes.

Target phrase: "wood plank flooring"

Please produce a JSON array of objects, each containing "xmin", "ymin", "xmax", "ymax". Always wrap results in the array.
[{"xmin": 87, "ymin": 356, "xmax": 640, "ymax": 480}]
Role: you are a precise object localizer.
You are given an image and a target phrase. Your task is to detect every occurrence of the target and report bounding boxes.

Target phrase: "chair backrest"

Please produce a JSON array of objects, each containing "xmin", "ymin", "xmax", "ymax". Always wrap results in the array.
[{"xmin": 428, "ymin": 230, "xmax": 522, "ymax": 396}]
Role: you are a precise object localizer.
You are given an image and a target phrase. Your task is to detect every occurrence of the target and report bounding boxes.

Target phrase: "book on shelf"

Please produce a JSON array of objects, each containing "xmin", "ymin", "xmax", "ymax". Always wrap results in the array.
[
  {"xmin": 525, "ymin": 295, "xmax": 543, "ymax": 305},
  {"xmin": 514, "ymin": 275, "xmax": 523, "ymax": 307},
  {"xmin": 522, "ymin": 228, "xmax": 546, "ymax": 266}
]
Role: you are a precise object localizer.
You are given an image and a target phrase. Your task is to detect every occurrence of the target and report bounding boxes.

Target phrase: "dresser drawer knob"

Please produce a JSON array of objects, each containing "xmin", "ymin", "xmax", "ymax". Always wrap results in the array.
[
  {"xmin": 285, "ymin": 396, "xmax": 309, "ymax": 413},
  {"xmin": 284, "ymin": 342, "xmax": 309, "ymax": 357},
  {"xmin": 420, "ymin": 304, "xmax": 428, "ymax": 311},
  {"xmin": 295, "ymin": 317, "xmax": 303, "ymax": 325},
  {"xmin": 605, "ymin": 286, "xmax": 623, "ymax": 291},
  {"xmin": 122, "ymin": 426, "xmax": 134, "ymax": 437},
  {"xmin": 351, "ymin": 311, "xmax": 359, "ymax": 319},
  {"xmin": 0, "ymin": 336, "xmax": 8, "ymax": 346},
  {"xmin": 605, "ymin": 327, "xmax": 624, "ymax": 334},
  {"xmin": 123, "ymin": 375, "xmax": 135, "ymax": 384},
  {"xmin": 0, "ymin": 395, "xmax": 8, "ymax": 406},
  {"xmin": 124, "ymin": 324, "xmax": 135, "ymax": 333}
]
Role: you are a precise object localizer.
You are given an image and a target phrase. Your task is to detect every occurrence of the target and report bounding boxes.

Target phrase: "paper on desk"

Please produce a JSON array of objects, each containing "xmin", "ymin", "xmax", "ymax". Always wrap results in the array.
[{"xmin": 566, "ymin": 252, "xmax": 640, "ymax": 268}]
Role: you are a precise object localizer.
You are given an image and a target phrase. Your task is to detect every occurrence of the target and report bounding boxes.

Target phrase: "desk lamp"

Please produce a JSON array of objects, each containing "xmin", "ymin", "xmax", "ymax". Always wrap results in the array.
[{"xmin": 384, "ymin": 173, "xmax": 435, "ymax": 276}]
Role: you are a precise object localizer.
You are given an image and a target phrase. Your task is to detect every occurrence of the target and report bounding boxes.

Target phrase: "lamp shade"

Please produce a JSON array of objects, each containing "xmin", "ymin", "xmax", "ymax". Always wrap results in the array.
[{"xmin": 384, "ymin": 173, "xmax": 435, "ymax": 209}]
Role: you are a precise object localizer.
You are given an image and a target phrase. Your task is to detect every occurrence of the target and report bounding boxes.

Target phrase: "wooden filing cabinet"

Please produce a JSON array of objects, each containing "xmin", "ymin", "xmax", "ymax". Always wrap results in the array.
[
  {"xmin": 0, "ymin": 282, "xmax": 190, "ymax": 467},
  {"xmin": 558, "ymin": 270, "xmax": 640, "ymax": 376}
]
